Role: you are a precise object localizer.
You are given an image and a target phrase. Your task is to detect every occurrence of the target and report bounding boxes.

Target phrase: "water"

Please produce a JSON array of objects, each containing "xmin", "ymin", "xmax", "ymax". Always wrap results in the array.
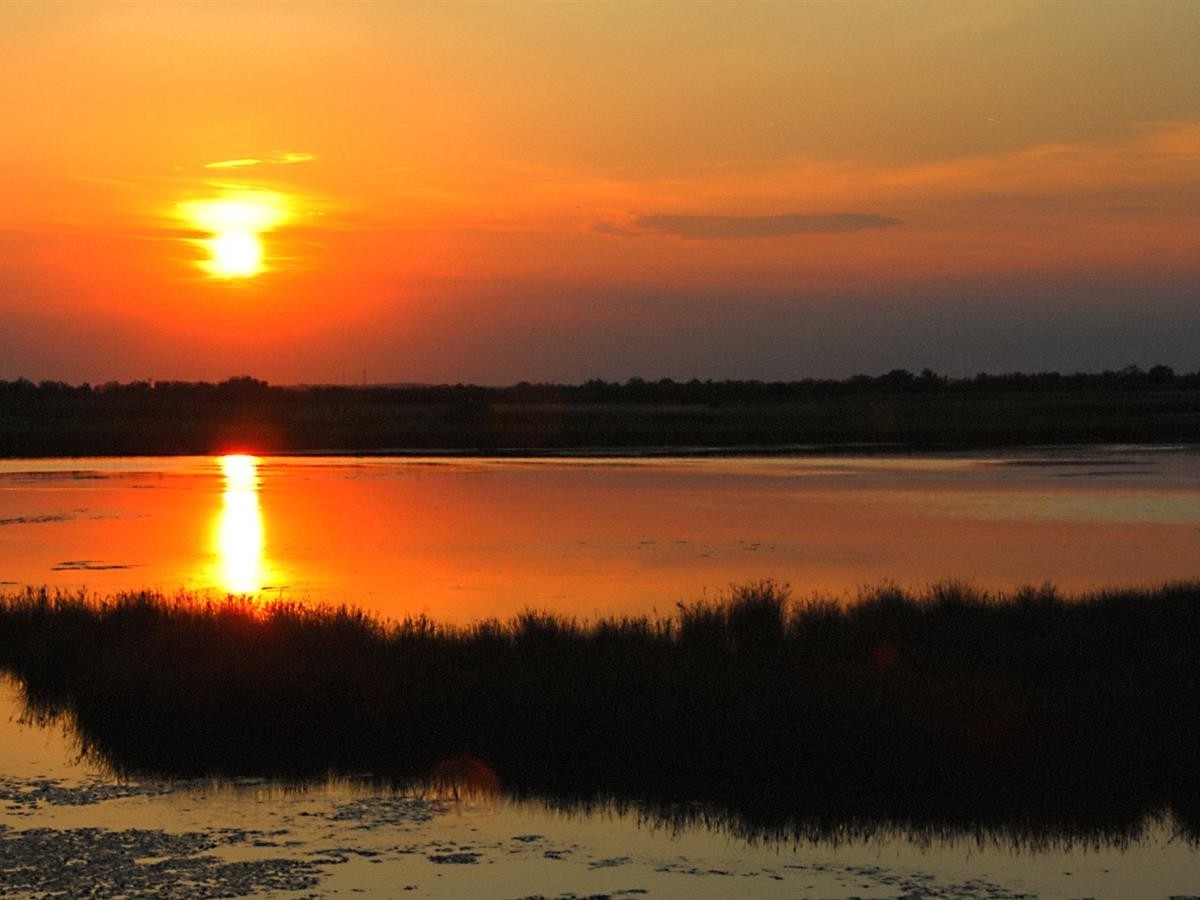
[
  {"xmin": 2, "ymin": 446, "xmax": 1198, "ymax": 623},
  {"xmin": 2, "ymin": 446, "xmax": 1200, "ymax": 896},
  {"xmin": 2, "ymin": 675, "xmax": 1199, "ymax": 898}
]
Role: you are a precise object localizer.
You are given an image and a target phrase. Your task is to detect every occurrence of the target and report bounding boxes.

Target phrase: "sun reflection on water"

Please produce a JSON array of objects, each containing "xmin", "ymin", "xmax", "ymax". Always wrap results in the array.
[{"xmin": 214, "ymin": 454, "xmax": 265, "ymax": 593}]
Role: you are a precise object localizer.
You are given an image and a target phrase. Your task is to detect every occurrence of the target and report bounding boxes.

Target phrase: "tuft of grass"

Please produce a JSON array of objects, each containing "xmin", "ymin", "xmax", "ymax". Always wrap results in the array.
[{"xmin": 2, "ymin": 579, "xmax": 1200, "ymax": 844}]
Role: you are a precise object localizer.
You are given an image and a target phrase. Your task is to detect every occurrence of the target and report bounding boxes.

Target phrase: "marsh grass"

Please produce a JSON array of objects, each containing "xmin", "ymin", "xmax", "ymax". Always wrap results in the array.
[{"xmin": 2, "ymin": 580, "xmax": 1199, "ymax": 843}]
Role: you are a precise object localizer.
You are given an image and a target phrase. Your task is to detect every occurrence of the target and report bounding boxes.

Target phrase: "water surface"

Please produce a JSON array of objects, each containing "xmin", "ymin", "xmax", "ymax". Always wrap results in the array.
[
  {"xmin": 2, "ymin": 447, "xmax": 1197, "ymax": 623},
  {"xmin": 3, "ymin": 678, "xmax": 1199, "ymax": 899},
  {"xmin": 3, "ymin": 447, "xmax": 1200, "ymax": 895}
]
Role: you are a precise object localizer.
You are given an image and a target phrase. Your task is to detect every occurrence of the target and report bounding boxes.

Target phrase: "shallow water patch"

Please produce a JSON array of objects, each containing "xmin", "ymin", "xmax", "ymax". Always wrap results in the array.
[{"xmin": 0, "ymin": 824, "xmax": 324, "ymax": 898}]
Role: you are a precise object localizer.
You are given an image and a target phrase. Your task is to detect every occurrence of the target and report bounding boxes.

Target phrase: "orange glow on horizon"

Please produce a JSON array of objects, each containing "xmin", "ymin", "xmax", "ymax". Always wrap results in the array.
[{"xmin": 3, "ymin": 3, "xmax": 1199, "ymax": 383}]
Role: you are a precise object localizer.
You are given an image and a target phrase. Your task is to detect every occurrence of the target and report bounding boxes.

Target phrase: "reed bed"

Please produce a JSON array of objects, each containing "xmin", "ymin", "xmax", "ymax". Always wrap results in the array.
[{"xmin": 2, "ymin": 580, "xmax": 1199, "ymax": 842}]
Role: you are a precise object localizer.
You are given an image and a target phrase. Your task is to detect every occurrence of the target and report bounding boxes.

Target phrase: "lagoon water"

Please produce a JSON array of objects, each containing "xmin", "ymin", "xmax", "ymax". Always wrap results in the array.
[
  {"xmin": 3, "ymin": 446, "xmax": 1200, "ymax": 897},
  {"xmin": 2, "ymin": 447, "xmax": 1199, "ymax": 622}
]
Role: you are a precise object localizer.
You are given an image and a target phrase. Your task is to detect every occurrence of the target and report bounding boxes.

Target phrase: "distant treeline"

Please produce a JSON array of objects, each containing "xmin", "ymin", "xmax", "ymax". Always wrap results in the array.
[
  {"xmin": 5, "ymin": 363, "xmax": 1200, "ymax": 402},
  {"xmin": 2, "ymin": 365, "xmax": 1198, "ymax": 456}
]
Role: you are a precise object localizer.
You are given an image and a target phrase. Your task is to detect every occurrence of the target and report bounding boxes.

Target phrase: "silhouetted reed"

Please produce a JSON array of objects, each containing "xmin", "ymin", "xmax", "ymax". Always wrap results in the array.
[{"xmin": 2, "ymin": 580, "xmax": 1199, "ymax": 845}]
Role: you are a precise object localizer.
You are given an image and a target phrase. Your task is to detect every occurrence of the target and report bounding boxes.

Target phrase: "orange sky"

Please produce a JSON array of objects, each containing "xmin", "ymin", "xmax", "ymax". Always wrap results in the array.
[{"xmin": 2, "ymin": 1, "xmax": 1198, "ymax": 384}]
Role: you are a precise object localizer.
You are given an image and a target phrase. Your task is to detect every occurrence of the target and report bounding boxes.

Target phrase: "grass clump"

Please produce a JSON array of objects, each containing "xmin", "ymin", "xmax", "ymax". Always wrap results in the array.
[{"xmin": 2, "ymin": 579, "xmax": 1200, "ymax": 843}]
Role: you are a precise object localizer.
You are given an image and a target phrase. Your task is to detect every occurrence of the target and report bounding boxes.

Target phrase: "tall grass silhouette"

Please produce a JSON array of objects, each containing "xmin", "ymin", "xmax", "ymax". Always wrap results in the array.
[{"xmin": 2, "ymin": 580, "xmax": 1199, "ymax": 843}]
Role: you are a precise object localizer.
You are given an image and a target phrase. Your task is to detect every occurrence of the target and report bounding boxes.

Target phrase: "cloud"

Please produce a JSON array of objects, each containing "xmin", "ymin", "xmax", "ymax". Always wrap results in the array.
[
  {"xmin": 204, "ymin": 153, "xmax": 316, "ymax": 170},
  {"xmin": 204, "ymin": 158, "xmax": 262, "ymax": 170},
  {"xmin": 599, "ymin": 212, "xmax": 902, "ymax": 239},
  {"xmin": 577, "ymin": 124, "xmax": 1200, "ymax": 244}
]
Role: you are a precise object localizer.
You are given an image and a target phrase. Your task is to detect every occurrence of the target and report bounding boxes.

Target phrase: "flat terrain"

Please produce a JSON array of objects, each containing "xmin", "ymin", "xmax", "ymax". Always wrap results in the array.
[{"xmin": 2, "ymin": 369, "xmax": 1198, "ymax": 456}]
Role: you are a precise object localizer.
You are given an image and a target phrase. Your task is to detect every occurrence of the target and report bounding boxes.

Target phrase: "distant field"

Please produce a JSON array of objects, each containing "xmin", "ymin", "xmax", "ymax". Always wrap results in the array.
[{"xmin": 2, "ymin": 369, "xmax": 1198, "ymax": 456}]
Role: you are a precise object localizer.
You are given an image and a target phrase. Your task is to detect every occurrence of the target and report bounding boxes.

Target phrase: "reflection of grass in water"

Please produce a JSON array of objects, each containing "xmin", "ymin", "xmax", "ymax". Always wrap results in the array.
[{"xmin": 1, "ymin": 580, "xmax": 1199, "ymax": 846}]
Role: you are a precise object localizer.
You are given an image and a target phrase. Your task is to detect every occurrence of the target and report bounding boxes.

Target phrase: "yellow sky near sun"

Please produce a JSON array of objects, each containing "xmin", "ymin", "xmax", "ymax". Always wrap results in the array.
[{"xmin": 1, "ymin": 1, "xmax": 1199, "ymax": 382}]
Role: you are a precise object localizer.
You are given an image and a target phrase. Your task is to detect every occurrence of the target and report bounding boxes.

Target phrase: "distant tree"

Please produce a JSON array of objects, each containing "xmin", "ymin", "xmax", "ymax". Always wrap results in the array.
[
  {"xmin": 917, "ymin": 369, "xmax": 947, "ymax": 390},
  {"xmin": 216, "ymin": 376, "xmax": 271, "ymax": 401},
  {"xmin": 878, "ymin": 369, "xmax": 916, "ymax": 391},
  {"xmin": 1148, "ymin": 364, "xmax": 1176, "ymax": 386}
]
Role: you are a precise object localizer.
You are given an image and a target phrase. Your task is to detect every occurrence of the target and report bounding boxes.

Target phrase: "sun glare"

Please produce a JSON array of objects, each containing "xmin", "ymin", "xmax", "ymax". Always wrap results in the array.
[
  {"xmin": 179, "ymin": 191, "xmax": 290, "ymax": 280},
  {"xmin": 208, "ymin": 230, "xmax": 263, "ymax": 278}
]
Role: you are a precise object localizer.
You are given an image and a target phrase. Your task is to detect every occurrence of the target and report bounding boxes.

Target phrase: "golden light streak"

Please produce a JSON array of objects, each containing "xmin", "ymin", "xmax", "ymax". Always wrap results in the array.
[{"xmin": 214, "ymin": 454, "xmax": 265, "ymax": 593}]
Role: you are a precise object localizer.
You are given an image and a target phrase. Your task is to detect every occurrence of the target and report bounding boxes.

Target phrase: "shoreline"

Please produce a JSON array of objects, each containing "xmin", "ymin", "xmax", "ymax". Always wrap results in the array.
[{"xmin": 2, "ymin": 440, "xmax": 1197, "ymax": 463}]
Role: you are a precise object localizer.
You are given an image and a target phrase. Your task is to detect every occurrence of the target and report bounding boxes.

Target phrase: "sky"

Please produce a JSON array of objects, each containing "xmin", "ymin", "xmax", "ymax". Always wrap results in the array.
[{"xmin": 2, "ymin": 0, "xmax": 1198, "ymax": 385}]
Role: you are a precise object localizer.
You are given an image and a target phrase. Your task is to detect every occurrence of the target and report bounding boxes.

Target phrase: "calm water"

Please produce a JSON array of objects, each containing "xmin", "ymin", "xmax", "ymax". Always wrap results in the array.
[
  {"xmin": 1, "ymin": 447, "xmax": 1198, "ymax": 623},
  {"xmin": 2, "ymin": 673, "xmax": 1200, "ymax": 899},
  {"xmin": 3, "ymin": 447, "xmax": 1200, "ymax": 896}
]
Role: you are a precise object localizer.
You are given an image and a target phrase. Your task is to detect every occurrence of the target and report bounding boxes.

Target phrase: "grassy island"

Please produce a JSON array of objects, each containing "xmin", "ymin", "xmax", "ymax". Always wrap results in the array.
[{"xmin": 2, "ymin": 580, "xmax": 1199, "ymax": 844}]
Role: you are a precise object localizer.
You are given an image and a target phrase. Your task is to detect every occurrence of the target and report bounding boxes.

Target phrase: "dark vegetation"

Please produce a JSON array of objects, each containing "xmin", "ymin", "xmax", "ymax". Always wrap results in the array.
[
  {"xmin": 2, "ymin": 365, "xmax": 1198, "ymax": 456},
  {"xmin": 2, "ymin": 580, "xmax": 1200, "ymax": 845}
]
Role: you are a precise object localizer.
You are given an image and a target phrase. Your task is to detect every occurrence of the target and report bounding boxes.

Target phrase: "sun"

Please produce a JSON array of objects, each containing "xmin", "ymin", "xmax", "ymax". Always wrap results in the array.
[
  {"xmin": 179, "ymin": 191, "xmax": 290, "ymax": 279},
  {"xmin": 207, "ymin": 230, "xmax": 262, "ymax": 278}
]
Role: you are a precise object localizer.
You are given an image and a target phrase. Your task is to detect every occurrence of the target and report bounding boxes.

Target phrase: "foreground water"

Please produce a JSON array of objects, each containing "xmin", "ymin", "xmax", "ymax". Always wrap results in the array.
[
  {"xmin": 3, "ymin": 674, "xmax": 1200, "ymax": 899},
  {"xmin": 2, "ymin": 447, "xmax": 1200, "ymax": 896},
  {"xmin": 2, "ymin": 446, "xmax": 1199, "ymax": 623}
]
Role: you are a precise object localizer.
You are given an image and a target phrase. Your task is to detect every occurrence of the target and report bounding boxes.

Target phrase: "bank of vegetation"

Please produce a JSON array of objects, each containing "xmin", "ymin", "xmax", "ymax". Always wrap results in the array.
[
  {"xmin": 2, "ymin": 365, "xmax": 1198, "ymax": 456},
  {"xmin": 2, "ymin": 580, "xmax": 1199, "ymax": 844}
]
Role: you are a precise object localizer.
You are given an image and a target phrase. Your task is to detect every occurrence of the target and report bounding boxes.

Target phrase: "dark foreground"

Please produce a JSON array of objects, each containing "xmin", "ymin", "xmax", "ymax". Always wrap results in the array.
[{"xmin": 2, "ymin": 581, "xmax": 1199, "ymax": 845}]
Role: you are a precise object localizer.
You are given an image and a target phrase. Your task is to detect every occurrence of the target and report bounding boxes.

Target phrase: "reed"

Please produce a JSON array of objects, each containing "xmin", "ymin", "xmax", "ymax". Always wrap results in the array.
[{"xmin": 2, "ymin": 580, "xmax": 1199, "ymax": 843}]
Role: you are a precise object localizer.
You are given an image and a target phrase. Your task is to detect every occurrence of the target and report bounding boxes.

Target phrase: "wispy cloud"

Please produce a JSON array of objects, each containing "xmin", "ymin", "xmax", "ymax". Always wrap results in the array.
[
  {"xmin": 599, "ymin": 212, "xmax": 902, "ymax": 239},
  {"xmin": 578, "ymin": 124, "xmax": 1200, "ymax": 238},
  {"xmin": 204, "ymin": 153, "xmax": 317, "ymax": 170},
  {"xmin": 204, "ymin": 158, "xmax": 262, "ymax": 170}
]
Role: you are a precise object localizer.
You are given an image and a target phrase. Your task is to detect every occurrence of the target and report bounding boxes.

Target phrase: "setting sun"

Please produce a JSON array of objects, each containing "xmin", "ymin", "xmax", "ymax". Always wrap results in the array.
[
  {"xmin": 207, "ymin": 230, "xmax": 262, "ymax": 278},
  {"xmin": 179, "ymin": 191, "xmax": 290, "ymax": 280}
]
